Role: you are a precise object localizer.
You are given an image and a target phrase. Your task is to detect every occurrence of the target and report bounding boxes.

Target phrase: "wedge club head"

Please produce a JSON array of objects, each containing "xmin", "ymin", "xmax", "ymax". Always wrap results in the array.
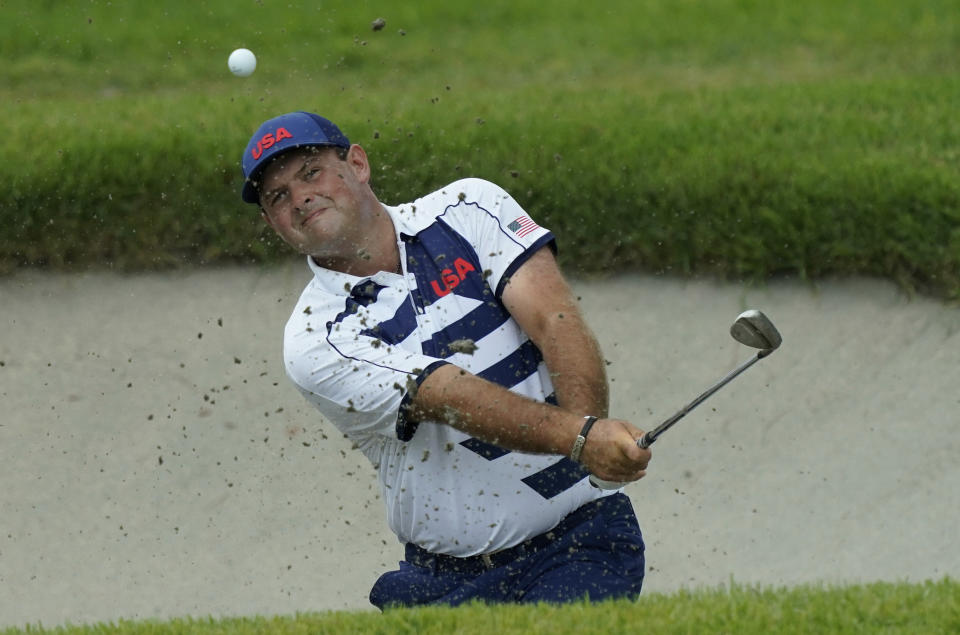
[{"xmin": 730, "ymin": 309, "xmax": 782, "ymax": 355}]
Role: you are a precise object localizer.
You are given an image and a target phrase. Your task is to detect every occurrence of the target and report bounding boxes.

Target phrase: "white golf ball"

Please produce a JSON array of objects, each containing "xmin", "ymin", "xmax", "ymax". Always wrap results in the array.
[{"xmin": 228, "ymin": 48, "xmax": 256, "ymax": 77}]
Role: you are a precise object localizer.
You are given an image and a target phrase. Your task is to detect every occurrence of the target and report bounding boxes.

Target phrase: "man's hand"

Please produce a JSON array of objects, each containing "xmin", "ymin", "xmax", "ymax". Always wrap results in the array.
[{"xmin": 577, "ymin": 419, "xmax": 652, "ymax": 483}]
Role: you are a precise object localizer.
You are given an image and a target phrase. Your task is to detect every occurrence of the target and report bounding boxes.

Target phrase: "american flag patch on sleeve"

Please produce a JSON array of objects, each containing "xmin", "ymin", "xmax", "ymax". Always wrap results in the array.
[{"xmin": 506, "ymin": 215, "xmax": 540, "ymax": 238}]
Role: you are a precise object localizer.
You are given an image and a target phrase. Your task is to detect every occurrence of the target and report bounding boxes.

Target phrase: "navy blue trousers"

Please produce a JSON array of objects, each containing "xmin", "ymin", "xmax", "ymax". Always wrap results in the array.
[{"xmin": 369, "ymin": 493, "xmax": 645, "ymax": 609}]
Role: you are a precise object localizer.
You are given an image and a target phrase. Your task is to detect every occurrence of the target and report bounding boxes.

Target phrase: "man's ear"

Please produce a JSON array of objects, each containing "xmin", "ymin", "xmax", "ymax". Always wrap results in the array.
[{"xmin": 346, "ymin": 144, "xmax": 371, "ymax": 184}]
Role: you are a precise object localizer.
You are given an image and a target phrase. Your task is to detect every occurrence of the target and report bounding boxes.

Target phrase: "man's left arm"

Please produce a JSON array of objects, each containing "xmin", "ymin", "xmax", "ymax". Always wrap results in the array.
[{"xmin": 501, "ymin": 246, "xmax": 609, "ymax": 419}]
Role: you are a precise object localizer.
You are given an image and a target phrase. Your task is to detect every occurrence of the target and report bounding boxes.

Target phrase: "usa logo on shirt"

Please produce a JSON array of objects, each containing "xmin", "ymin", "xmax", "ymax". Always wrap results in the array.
[{"xmin": 507, "ymin": 215, "xmax": 539, "ymax": 238}]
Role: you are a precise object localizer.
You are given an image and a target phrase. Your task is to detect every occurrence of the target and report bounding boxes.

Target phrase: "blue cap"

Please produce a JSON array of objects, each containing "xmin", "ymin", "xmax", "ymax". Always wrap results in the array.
[{"xmin": 241, "ymin": 111, "xmax": 351, "ymax": 204}]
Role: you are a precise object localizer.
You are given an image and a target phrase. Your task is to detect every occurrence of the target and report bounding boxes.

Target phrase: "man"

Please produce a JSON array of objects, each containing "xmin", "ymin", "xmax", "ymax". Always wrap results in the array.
[{"xmin": 240, "ymin": 111, "xmax": 652, "ymax": 608}]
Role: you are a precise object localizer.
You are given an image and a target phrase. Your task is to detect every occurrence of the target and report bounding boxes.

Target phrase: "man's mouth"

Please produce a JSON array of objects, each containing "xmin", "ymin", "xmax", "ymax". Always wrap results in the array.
[{"xmin": 300, "ymin": 208, "xmax": 328, "ymax": 227}]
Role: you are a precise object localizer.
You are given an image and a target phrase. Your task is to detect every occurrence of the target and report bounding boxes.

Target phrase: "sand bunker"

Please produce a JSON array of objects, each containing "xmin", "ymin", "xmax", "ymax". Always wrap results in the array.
[{"xmin": 1, "ymin": 265, "xmax": 957, "ymax": 628}]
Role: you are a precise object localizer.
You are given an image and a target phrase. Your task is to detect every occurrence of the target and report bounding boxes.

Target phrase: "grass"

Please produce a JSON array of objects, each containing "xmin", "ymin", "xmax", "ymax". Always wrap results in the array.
[
  {"xmin": 4, "ymin": 579, "xmax": 958, "ymax": 634},
  {"xmin": 3, "ymin": 1, "xmax": 957, "ymax": 96},
  {"xmin": 3, "ymin": 0, "xmax": 958, "ymax": 295}
]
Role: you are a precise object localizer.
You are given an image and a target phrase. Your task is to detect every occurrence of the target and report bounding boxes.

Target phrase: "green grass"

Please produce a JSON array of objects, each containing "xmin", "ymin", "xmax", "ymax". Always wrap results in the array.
[
  {"xmin": 4, "ymin": 579, "xmax": 959, "ymax": 634},
  {"xmin": 2, "ymin": 0, "xmax": 959, "ymax": 296},
  {"xmin": 3, "ymin": 0, "xmax": 956, "ymax": 96}
]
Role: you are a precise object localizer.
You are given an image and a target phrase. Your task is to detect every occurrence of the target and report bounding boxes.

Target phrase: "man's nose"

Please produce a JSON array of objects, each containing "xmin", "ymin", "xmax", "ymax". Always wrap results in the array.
[{"xmin": 290, "ymin": 185, "xmax": 312, "ymax": 210}]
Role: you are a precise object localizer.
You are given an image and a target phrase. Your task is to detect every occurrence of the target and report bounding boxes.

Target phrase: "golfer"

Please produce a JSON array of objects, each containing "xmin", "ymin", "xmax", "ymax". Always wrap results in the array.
[{"xmin": 240, "ymin": 111, "xmax": 652, "ymax": 608}]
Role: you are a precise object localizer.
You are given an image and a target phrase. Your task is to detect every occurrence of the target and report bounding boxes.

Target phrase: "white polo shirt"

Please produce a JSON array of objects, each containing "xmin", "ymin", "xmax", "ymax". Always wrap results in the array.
[{"xmin": 283, "ymin": 178, "xmax": 609, "ymax": 556}]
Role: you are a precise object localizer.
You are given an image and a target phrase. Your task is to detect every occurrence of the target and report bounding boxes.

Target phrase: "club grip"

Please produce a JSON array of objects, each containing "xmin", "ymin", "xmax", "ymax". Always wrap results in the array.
[{"xmin": 589, "ymin": 433, "xmax": 654, "ymax": 489}]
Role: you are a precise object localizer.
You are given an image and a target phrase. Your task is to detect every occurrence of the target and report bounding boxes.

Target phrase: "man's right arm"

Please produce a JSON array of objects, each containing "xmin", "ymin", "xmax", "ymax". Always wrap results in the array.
[{"xmin": 407, "ymin": 364, "xmax": 650, "ymax": 484}]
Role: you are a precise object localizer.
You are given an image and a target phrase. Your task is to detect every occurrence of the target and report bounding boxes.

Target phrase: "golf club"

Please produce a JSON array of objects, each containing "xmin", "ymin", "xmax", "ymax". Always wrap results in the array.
[{"xmin": 590, "ymin": 309, "xmax": 782, "ymax": 489}]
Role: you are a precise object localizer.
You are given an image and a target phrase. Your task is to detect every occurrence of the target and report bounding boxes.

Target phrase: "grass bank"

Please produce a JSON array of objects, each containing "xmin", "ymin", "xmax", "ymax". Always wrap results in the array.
[
  {"xmin": 2, "ymin": 0, "xmax": 958, "ymax": 296},
  {"xmin": 4, "ymin": 579, "xmax": 958, "ymax": 634}
]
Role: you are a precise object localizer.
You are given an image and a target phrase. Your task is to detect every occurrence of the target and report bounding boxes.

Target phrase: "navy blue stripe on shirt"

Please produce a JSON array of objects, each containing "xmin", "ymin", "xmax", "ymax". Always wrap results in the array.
[
  {"xmin": 459, "ymin": 438, "xmax": 510, "ymax": 460},
  {"xmin": 458, "ymin": 391, "xmax": 554, "ymax": 460},
  {"xmin": 421, "ymin": 298, "xmax": 512, "ymax": 358},
  {"xmin": 351, "ymin": 279, "xmax": 388, "ymax": 306},
  {"xmin": 360, "ymin": 296, "xmax": 419, "ymax": 345},
  {"xmin": 403, "ymin": 221, "xmax": 489, "ymax": 305},
  {"xmin": 476, "ymin": 338, "xmax": 543, "ymax": 389},
  {"xmin": 521, "ymin": 457, "xmax": 590, "ymax": 499},
  {"xmin": 325, "ymin": 277, "xmax": 418, "ymax": 348},
  {"xmin": 458, "ymin": 439, "xmax": 589, "ymax": 500},
  {"xmin": 323, "ymin": 282, "xmax": 431, "ymax": 413},
  {"xmin": 329, "ymin": 279, "xmax": 387, "ymax": 326}
]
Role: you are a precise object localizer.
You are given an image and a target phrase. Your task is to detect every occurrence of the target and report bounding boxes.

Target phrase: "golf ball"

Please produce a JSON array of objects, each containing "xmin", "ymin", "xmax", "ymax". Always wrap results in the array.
[{"xmin": 228, "ymin": 48, "xmax": 256, "ymax": 77}]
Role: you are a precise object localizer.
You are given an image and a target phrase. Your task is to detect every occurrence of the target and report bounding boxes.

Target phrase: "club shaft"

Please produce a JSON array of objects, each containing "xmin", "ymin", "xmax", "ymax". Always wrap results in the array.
[{"xmin": 638, "ymin": 352, "xmax": 763, "ymax": 448}]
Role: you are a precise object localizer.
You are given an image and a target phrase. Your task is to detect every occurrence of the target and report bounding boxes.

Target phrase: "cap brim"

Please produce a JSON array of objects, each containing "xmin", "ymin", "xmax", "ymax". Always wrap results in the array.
[
  {"xmin": 241, "ymin": 178, "xmax": 262, "ymax": 204},
  {"xmin": 240, "ymin": 141, "xmax": 343, "ymax": 205}
]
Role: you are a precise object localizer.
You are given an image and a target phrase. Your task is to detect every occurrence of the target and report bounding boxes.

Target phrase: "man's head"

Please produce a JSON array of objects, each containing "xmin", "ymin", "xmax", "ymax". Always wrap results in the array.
[
  {"xmin": 241, "ymin": 111, "xmax": 351, "ymax": 204},
  {"xmin": 241, "ymin": 112, "xmax": 393, "ymax": 275}
]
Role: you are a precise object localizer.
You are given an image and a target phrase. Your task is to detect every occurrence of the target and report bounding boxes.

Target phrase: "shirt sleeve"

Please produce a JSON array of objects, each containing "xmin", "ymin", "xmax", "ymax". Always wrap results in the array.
[
  {"xmin": 434, "ymin": 178, "xmax": 556, "ymax": 299},
  {"xmin": 282, "ymin": 289, "xmax": 449, "ymax": 442}
]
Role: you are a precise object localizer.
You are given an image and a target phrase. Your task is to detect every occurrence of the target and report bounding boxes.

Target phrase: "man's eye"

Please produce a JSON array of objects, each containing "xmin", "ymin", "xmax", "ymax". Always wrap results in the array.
[{"xmin": 270, "ymin": 191, "xmax": 286, "ymax": 206}]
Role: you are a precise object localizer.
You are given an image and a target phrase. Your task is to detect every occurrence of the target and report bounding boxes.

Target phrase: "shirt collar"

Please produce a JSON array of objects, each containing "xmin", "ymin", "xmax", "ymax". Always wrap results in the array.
[{"xmin": 305, "ymin": 203, "xmax": 412, "ymax": 294}]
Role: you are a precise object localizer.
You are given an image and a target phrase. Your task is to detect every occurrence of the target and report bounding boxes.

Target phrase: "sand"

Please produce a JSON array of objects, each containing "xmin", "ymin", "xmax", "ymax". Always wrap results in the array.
[{"xmin": 1, "ymin": 264, "xmax": 957, "ymax": 628}]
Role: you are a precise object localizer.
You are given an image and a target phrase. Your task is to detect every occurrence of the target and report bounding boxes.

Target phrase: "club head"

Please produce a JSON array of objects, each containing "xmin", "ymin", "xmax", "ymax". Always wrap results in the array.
[{"xmin": 730, "ymin": 309, "xmax": 782, "ymax": 352}]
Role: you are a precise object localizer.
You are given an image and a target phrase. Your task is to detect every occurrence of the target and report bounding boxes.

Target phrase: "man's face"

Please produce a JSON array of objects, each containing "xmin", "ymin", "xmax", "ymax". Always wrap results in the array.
[{"xmin": 258, "ymin": 146, "xmax": 368, "ymax": 258}]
